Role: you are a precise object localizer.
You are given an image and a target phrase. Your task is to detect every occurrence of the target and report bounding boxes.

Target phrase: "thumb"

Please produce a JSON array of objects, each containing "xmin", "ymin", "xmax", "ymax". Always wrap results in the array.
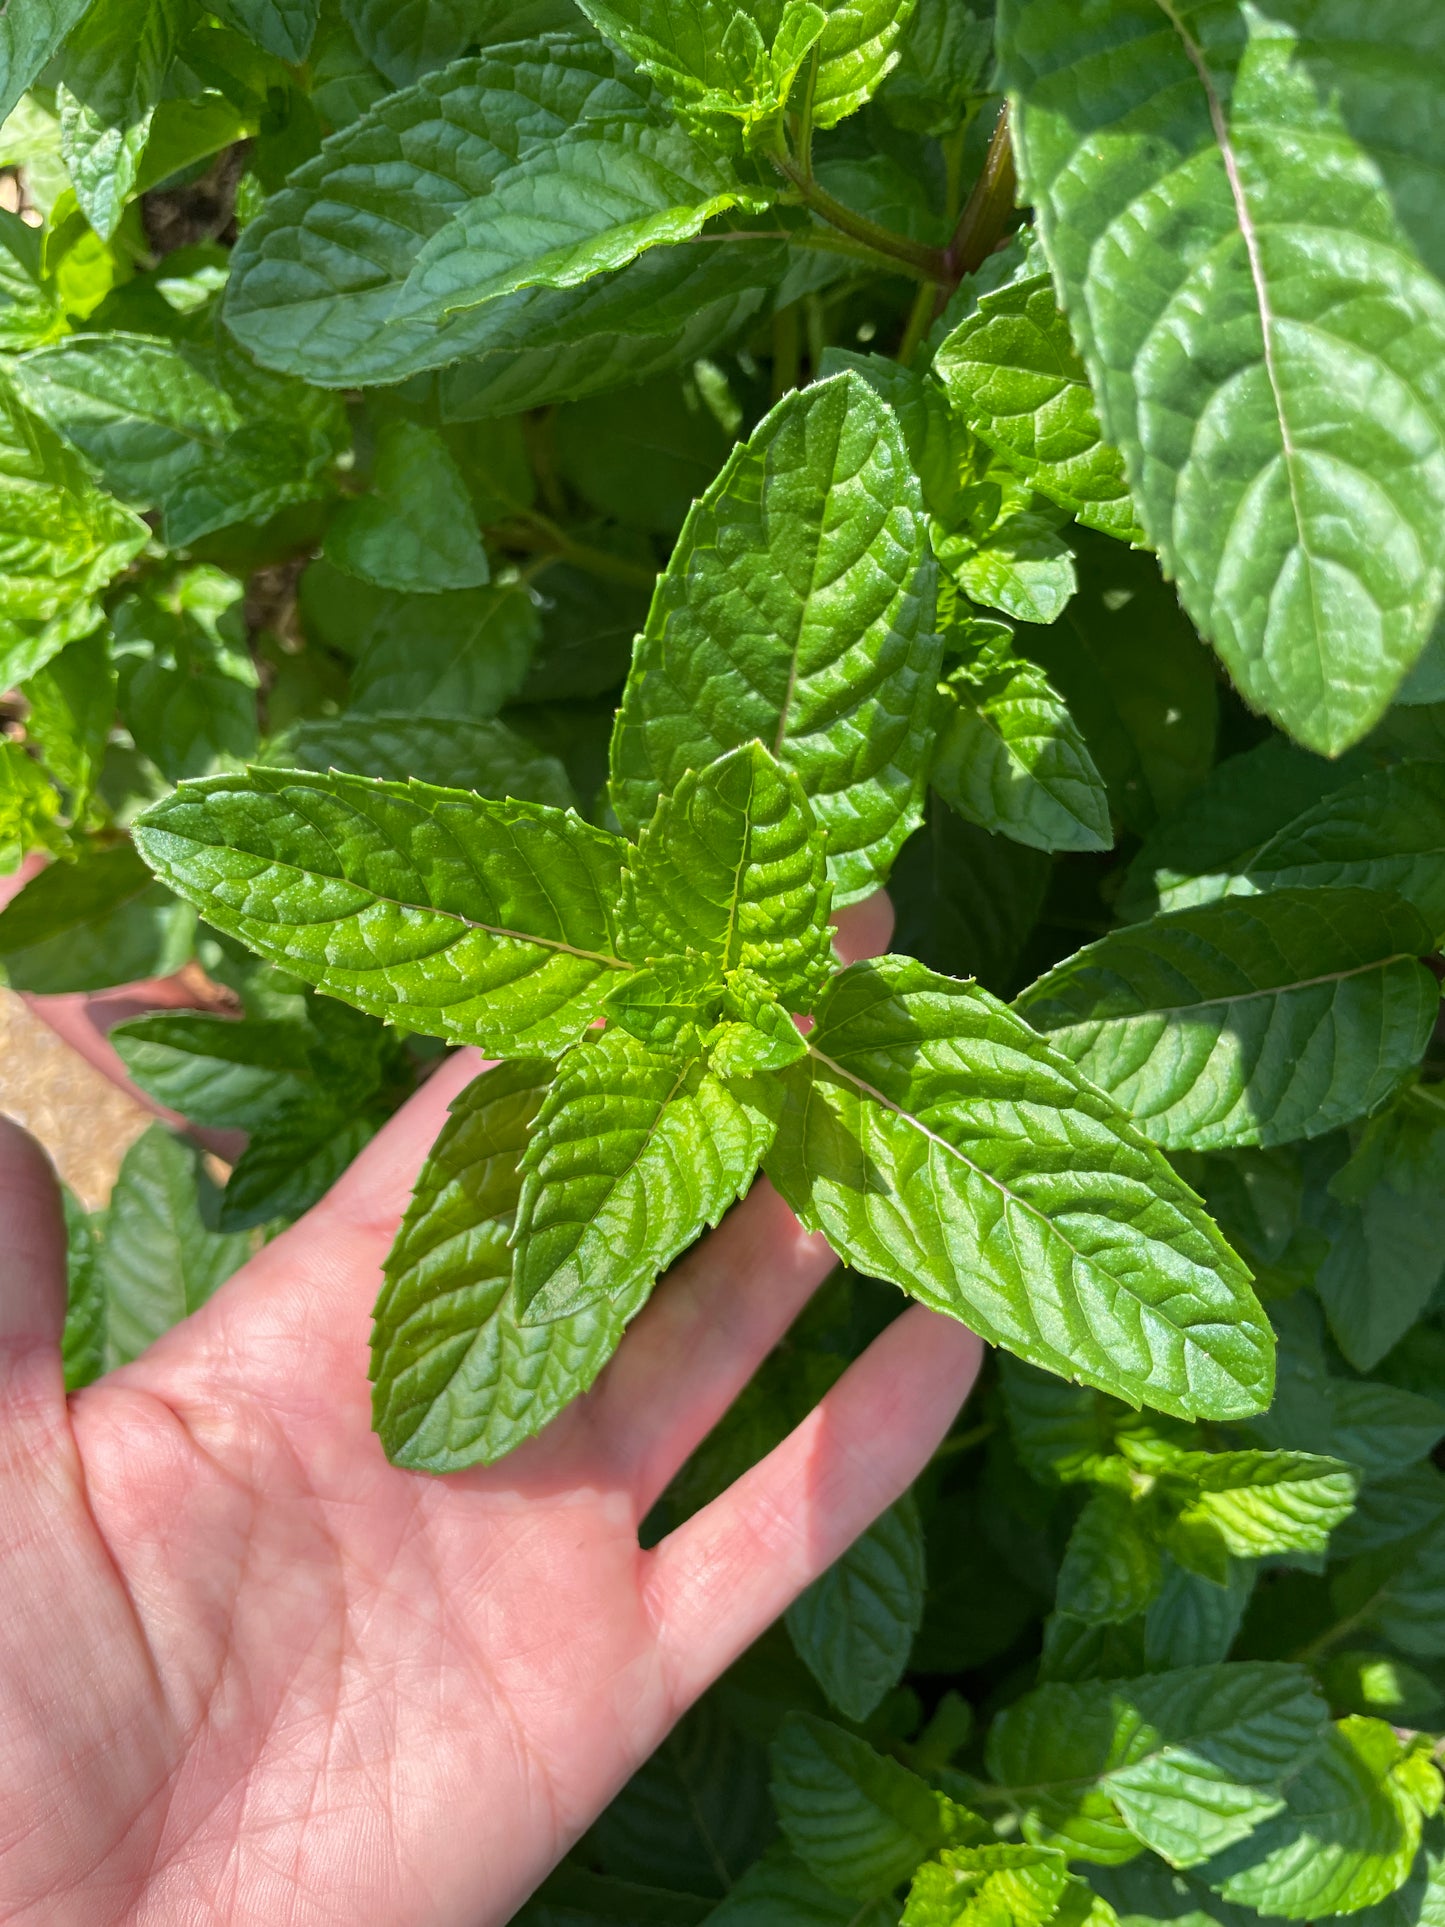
[{"xmin": 0, "ymin": 1117, "xmax": 69, "ymax": 1393}]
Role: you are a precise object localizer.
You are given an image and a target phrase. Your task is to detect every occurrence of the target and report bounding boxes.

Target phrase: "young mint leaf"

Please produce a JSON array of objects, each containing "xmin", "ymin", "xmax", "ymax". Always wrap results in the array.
[
  {"xmin": 372, "ymin": 1059, "xmax": 650, "ymax": 1473},
  {"xmin": 512, "ymin": 1025, "xmax": 776, "ymax": 1322},
  {"xmin": 771, "ymin": 1712, "xmax": 982, "ymax": 1902},
  {"xmin": 325, "ymin": 418, "xmax": 489, "ymax": 594},
  {"xmin": 987, "ymin": 1664, "xmax": 1332, "ymax": 1870},
  {"xmin": 209, "ymin": 0, "xmax": 319, "ymax": 63},
  {"xmin": 902, "ymin": 1844, "xmax": 1071, "ymax": 1927},
  {"xmin": 707, "ymin": 1845, "xmax": 902, "ymax": 1925},
  {"xmin": 785, "ymin": 1494, "xmax": 925, "ymax": 1724},
  {"xmin": 1128, "ymin": 1442, "xmax": 1359, "ymax": 1561},
  {"xmin": 611, "ymin": 372, "xmax": 941, "ymax": 905},
  {"xmin": 225, "ymin": 38, "xmax": 775, "ymax": 387},
  {"xmin": 54, "ymin": 0, "xmax": 186, "ymax": 240},
  {"xmin": 936, "ymin": 495, "xmax": 1077, "ymax": 629},
  {"xmin": 1205, "ymin": 1718, "xmax": 1423, "ymax": 1919},
  {"xmin": 766, "ymin": 954, "xmax": 1273, "ymax": 1423},
  {"xmin": 114, "ymin": 568, "xmax": 260, "ymax": 783},
  {"xmin": 1015, "ymin": 888, "xmax": 1440, "ymax": 1151},
  {"xmin": 0, "ymin": 841, "xmax": 195, "ymax": 992},
  {"xmin": 92, "ymin": 1125, "xmax": 253, "ymax": 1369},
  {"xmin": 1312, "ymin": 1089, "xmax": 1445, "ymax": 1372},
  {"xmin": 622, "ymin": 741, "xmax": 833, "ymax": 1011},
  {"xmin": 0, "ymin": 377, "xmax": 148, "ymax": 626},
  {"xmin": 998, "ymin": 0, "xmax": 1445, "ymax": 754},
  {"xmin": 932, "ymin": 650, "xmax": 1113, "ymax": 856},
  {"xmin": 133, "ymin": 768, "xmax": 631, "ymax": 1053},
  {"xmin": 1056, "ymin": 1489, "xmax": 1163, "ymax": 1627},
  {"xmin": 0, "ymin": 743, "xmax": 64, "ymax": 874},
  {"xmin": 935, "ymin": 274, "xmax": 1143, "ymax": 545},
  {"xmin": 15, "ymin": 332, "xmax": 347, "ymax": 545}
]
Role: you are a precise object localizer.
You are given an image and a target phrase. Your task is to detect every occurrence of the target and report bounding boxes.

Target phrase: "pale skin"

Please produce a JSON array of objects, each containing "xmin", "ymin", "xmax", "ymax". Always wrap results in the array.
[{"xmin": 0, "ymin": 897, "xmax": 983, "ymax": 1926}]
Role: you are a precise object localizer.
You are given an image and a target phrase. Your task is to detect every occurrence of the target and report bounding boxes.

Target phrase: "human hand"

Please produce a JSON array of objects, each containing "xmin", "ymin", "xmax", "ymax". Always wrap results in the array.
[{"xmin": 0, "ymin": 898, "xmax": 983, "ymax": 1926}]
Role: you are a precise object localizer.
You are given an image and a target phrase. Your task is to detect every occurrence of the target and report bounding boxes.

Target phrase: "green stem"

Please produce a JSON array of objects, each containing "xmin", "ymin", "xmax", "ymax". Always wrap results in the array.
[
  {"xmin": 493, "ymin": 513, "xmax": 657, "ymax": 589},
  {"xmin": 770, "ymin": 149, "xmax": 950, "ymax": 282},
  {"xmin": 897, "ymin": 277, "xmax": 937, "ymax": 366},
  {"xmin": 944, "ymin": 103, "xmax": 1018, "ymax": 281}
]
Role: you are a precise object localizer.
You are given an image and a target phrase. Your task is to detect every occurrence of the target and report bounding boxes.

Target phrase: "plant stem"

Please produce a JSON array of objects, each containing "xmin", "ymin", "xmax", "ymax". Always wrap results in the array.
[
  {"xmin": 944, "ymin": 102, "xmax": 1018, "ymax": 281},
  {"xmin": 897, "ymin": 276, "xmax": 937, "ymax": 366},
  {"xmin": 770, "ymin": 149, "xmax": 950, "ymax": 282},
  {"xmin": 492, "ymin": 513, "xmax": 657, "ymax": 589}
]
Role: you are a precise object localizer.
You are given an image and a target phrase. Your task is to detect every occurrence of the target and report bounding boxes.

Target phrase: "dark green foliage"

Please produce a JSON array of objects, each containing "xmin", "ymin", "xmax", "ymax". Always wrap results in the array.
[{"xmin": 9, "ymin": 1, "xmax": 1445, "ymax": 1918}]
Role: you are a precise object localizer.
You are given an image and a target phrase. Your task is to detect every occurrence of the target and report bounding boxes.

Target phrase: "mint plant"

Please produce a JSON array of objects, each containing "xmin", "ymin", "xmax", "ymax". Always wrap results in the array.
[{"xmin": 5, "ymin": 0, "xmax": 1445, "ymax": 1920}]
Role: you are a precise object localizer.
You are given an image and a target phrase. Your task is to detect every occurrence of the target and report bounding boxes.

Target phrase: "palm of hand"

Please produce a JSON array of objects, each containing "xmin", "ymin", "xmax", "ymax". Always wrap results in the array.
[{"xmin": 1, "ymin": 1034, "xmax": 979, "ymax": 1926}]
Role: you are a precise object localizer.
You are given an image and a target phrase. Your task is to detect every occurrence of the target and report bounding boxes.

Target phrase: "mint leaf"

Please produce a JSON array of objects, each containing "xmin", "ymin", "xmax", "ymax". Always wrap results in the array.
[
  {"xmin": 890, "ymin": 802, "xmax": 1051, "ymax": 992},
  {"xmin": 1331, "ymin": 1518, "xmax": 1445, "ymax": 1662},
  {"xmin": 708, "ymin": 1846, "xmax": 902, "ymax": 1925},
  {"xmin": 935, "ymin": 273, "xmax": 1142, "ymax": 544},
  {"xmin": 0, "ymin": 841, "xmax": 194, "ymax": 992},
  {"xmin": 767, "ymin": 954, "xmax": 1273, "ymax": 1423},
  {"xmin": 209, "ymin": 0, "xmax": 319, "ymax": 62},
  {"xmin": 270, "ymin": 713, "xmax": 574, "ymax": 811},
  {"xmin": 0, "ymin": 376, "xmax": 147, "ymax": 626},
  {"xmin": 0, "ymin": 742, "xmax": 63, "ymax": 873},
  {"xmin": 785, "ymin": 1494, "xmax": 925, "ymax": 1724},
  {"xmin": 54, "ymin": 0, "xmax": 186, "ymax": 240},
  {"xmin": 1015, "ymin": 889, "xmax": 1439, "ymax": 1151},
  {"xmin": 330, "ymin": 578, "xmax": 538, "ymax": 721},
  {"xmin": 621, "ymin": 741, "xmax": 833, "ymax": 1011},
  {"xmin": 932, "ymin": 649, "xmax": 1113, "ymax": 855},
  {"xmin": 902, "ymin": 1844, "xmax": 1070, "ymax": 1927},
  {"xmin": 15, "ymin": 332, "xmax": 346, "ymax": 545},
  {"xmin": 325, "ymin": 419, "xmax": 488, "ymax": 593},
  {"xmin": 1206, "ymin": 1718, "xmax": 1423, "ymax": 1919},
  {"xmin": 771, "ymin": 1712, "xmax": 981, "ymax": 1901},
  {"xmin": 1144, "ymin": 1558, "xmax": 1256, "ymax": 1674},
  {"xmin": 0, "ymin": 2, "xmax": 94, "ymax": 124},
  {"xmin": 999, "ymin": 0, "xmax": 1445, "ymax": 753},
  {"xmin": 92, "ymin": 1126, "xmax": 253, "ymax": 1368},
  {"xmin": 1056, "ymin": 1489, "xmax": 1163, "ymax": 1627},
  {"xmin": 512, "ymin": 1025, "xmax": 776, "ymax": 1322},
  {"xmin": 23, "ymin": 628, "xmax": 114, "ymax": 821},
  {"xmin": 340, "ymin": 0, "xmax": 577, "ymax": 89},
  {"xmin": 114, "ymin": 567, "xmax": 260, "ymax": 783},
  {"xmin": 1128, "ymin": 1442, "xmax": 1358, "ymax": 1561},
  {"xmin": 133, "ymin": 768, "xmax": 630, "ymax": 1054},
  {"xmin": 987, "ymin": 1664, "xmax": 1331, "ymax": 1869},
  {"xmin": 111, "ymin": 1010, "xmax": 316, "ymax": 1129},
  {"xmin": 611, "ymin": 371, "xmax": 941, "ymax": 904}
]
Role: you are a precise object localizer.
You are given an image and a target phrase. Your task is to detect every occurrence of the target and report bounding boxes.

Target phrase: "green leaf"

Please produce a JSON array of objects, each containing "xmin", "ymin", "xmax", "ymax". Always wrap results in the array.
[
  {"xmin": 0, "ymin": 0, "xmax": 94, "ymax": 125},
  {"xmin": 999, "ymin": 1356, "xmax": 1121, "ymax": 1487},
  {"xmin": 935, "ymin": 274, "xmax": 1142, "ymax": 544},
  {"xmin": 1015, "ymin": 889, "xmax": 1439, "ymax": 1152},
  {"xmin": 314, "ymin": 575, "xmax": 538, "ymax": 722},
  {"xmin": 1143, "ymin": 1557, "xmax": 1255, "ymax": 1674},
  {"xmin": 1136, "ymin": 1443, "xmax": 1358, "ymax": 1560},
  {"xmin": 707, "ymin": 1846, "xmax": 902, "ymax": 1924},
  {"xmin": 766, "ymin": 954, "xmax": 1273, "ymax": 1423},
  {"xmin": 512, "ymin": 1025, "xmax": 776, "ymax": 1322},
  {"xmin": 208, "ymin": 0, "xmax": 319, "ymax": 62},
  {"xmin": 0, "ymin": 842, "xmax": 195, "ymax": 993},
  {"xmin": 14, "ymin": 333, "xmax": 346, "ymax": 546},
  {"xmin": 987, "ymin": 1664, "xmax": 1331, "ymax": 1869},
  {"xmin": 111, "ymin": 1010, "xmax": 315, "ymax": 1129},
  {"xmin": 340, "ymin": 0, "xmax": 576, "ymax": 88},
  {"xmin": 938, "ymin": 500, "xmax": 1077, "ymax": 629},
  {"xmin": 1056, "ymin": 1489, "xmax": 1163, "ymax": 1626},
  {"xmin": 878, "ymin": 0, "xmax": 991, "ymax": 138},
  {"xmin": 611, "ymin": 372, "xmax": 941, "ymax": 905},
  {"xmin": 220, "ymin": 1069, "xmax": 403, "ymax": 1230},
  {"xmin": 1016, "ymin": 535, "xmax": 1217, "ymax": 837},
  {"xmin": 0, "ymin": 209, "xmax": 62, "ymax": 353},
  {"xmin": 552, "ymin": 368, "xmax": 737, "ymax": 535},
  {"xmin": 372, "ymin": 1060, "xmax": 650, "ymax": 1472},
  {"xmin": 890, "ymin": 802, "xmax": 1051, "ymax": 994},
  {"xmin": 269, "ymin": 713, "xmax": 575, "ymax": 811},
  {"xmin": 902, "ymin": 1845, "xmax": 1071, "ymax": 1927},
  {"xmin": 931, "ymin": 650, "xmax": 1113, "ymax": 856},
  {"xmin": 325, "ymin": 419, "xmax": 489, "ymax": 593},
  {"xmin": 1087, "ymin": 1858, "xmax": 1266, "ymax": 1927},
  {"xmin": 1322, "ymin": 1655, "xmax": 1444, "ymax": 1732},
  {"xmin": 621, "ymin": 742, "xmax": 833, "ymax": 1010},
  {"xmin": 133, "ymin": 767, "xmax": 630, "ymax": 1054},
  {"xmin": 23, "ymin": 629, "xmax": 115, "ymax": 822},
  {"xmin": 54, "ymin": 0, "xmax": 186, "ymax": 239},
  {"xmin": 0, "ymin": 743, "xmax": 63, "ymax": 874},
  {"xmin": 114, "ymin": 568, "xmax": 260, "ymax": 784},
  {"xmin": 1344, "ymin": 1817, "xmax": 1445, "ymax": 1927},
  {"xmin": 999, "ymin": 0, "xmax": 1445, "ymax": 754},
  {"xmin": 225, "ymin": 38, "xmax": 775, "ymax": 388},
  {"xmin": 92, "ymin": 1127, "xmax": 252, "ymax": 1368},
  {"xmin": 785, "ymin": 1494, "xmax": 925, "ymax": 1723},
  {"xmin": 771, "ymin": 1712, "xmax": 980, "ymax": 1902},
  {"xmin": 0, "ymin": 377, "xmax": 148, "ymax": 628},
  {"xmin": 1330, "ymin": 1517, "xmax": 1445, "ymax": 1662},
  {"xmin": 1312, "ymin": 1089, "xmax": 1445, "ymax": 1372},
  {"xmin": 60, "ymin": 1187, "xmax": 103, "ymax": 1392},
  {"xmin": 1206, "ymin": 1719, "xmax": 1423, "ymax": 1919}
]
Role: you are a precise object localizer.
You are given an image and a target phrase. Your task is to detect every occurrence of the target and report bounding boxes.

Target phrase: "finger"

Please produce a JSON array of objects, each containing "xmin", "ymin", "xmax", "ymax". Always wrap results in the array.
[
  {"xmin": 593, "ymin": 1180, "xmax": 838, "ymax": 1512},
  {"xmin": 645, "ymin": 1305, "xmax": 982, "ymax": 1708},
  {"xmin": 0, "ymin": 1116, "xmax": 68, "ymax": 1405},
  {"xmin": 833, "ymin": 888, "xmax": 894, "ymax": 966}
]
